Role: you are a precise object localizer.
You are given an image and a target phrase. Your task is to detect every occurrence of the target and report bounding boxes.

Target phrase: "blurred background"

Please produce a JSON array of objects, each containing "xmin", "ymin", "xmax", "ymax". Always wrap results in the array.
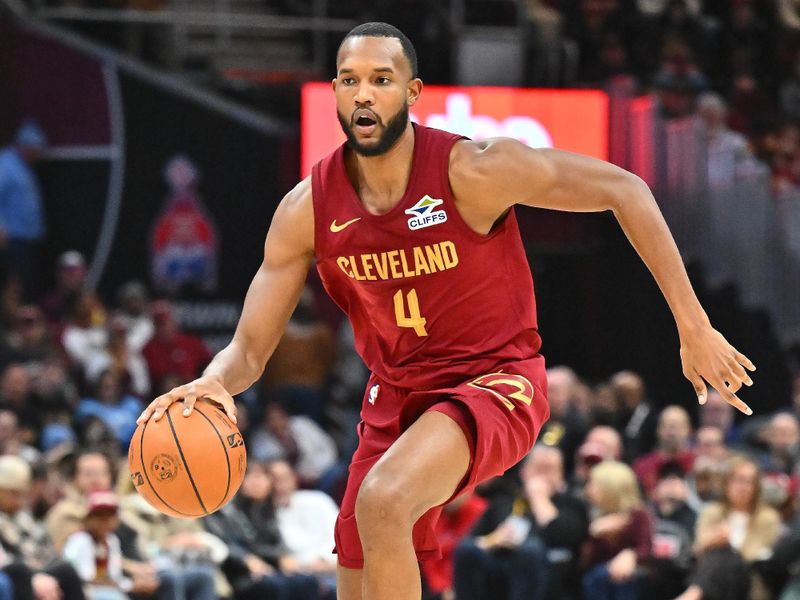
[{"xmin": 1, "ymin": 0, "xmax": 800, "ymax": 599}]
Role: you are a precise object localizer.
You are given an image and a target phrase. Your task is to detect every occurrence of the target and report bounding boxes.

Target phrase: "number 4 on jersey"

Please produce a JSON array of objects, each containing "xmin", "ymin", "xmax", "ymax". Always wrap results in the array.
[{"xmin": 394, "ymin": 289, "xmax": 428, "ymax": 337}]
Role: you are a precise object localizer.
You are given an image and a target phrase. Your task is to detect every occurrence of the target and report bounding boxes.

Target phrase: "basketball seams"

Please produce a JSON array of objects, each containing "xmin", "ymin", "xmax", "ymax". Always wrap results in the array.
[
  {"xmin": 138, "ymin": 418, "xmax": 194, "ymax": 518},
  {"xmin": 193, "ymin": 404, "xmax": 232, "ymax": 512},
  {"xmin": 165, "ymin": 410, "xmax": 209, "ymax": 515}
]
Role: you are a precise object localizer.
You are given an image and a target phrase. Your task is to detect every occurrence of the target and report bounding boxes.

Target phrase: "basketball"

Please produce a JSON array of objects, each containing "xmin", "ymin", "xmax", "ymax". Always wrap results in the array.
[{"xmin": 127, "ymin": 399, "xmax": 247, "ymax": 518}]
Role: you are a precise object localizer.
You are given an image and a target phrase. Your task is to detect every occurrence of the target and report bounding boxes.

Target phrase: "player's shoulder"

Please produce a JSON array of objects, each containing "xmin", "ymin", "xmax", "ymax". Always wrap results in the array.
[{"xmin": 449, "ymin": 137, "xmax": 540, "ymax": 186}]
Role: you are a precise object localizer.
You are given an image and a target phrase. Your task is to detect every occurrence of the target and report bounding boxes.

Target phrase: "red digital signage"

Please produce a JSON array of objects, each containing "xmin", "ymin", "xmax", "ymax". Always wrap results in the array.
[{"xmin": 301, "ymin": 83, "xmax": 609, "ymax": 177}]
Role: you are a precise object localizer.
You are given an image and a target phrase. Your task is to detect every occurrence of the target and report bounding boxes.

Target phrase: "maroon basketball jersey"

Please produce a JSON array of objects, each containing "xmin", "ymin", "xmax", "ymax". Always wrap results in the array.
[{"xmin": 312, "ymin": 124, "xmax": 542, "ymax": 389}]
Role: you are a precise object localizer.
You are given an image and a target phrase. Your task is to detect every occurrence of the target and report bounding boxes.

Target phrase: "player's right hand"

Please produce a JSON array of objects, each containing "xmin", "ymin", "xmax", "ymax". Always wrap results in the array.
[{"xmin": 136, "ymin": 374, "xmax": 237, "ymax": 425}]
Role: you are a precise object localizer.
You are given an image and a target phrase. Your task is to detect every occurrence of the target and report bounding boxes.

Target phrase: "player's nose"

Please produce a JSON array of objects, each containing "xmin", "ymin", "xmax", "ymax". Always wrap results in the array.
[{"xmin": 353, "ymin": 82, "xmax": 375, "ymax": 105}]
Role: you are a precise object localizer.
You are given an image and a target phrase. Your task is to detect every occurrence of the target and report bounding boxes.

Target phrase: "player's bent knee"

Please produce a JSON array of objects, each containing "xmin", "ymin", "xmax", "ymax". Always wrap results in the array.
[{"xmin": 355, "ymin": 469, "xmax": 415, "ymax": 531}]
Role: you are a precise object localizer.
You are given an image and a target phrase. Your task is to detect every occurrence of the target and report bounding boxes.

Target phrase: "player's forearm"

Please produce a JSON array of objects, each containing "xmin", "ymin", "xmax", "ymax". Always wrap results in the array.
[
  {"xmin": 611, "ymin": 176, "xmax": 710, "ymax": 335},
  {"xmin": 202, "ymin": 339, "xmax": 268, "ymax": 396}
]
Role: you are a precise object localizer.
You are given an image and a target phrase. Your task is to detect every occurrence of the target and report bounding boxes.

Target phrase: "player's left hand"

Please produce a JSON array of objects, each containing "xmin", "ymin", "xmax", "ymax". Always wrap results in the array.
[{"xmin": 679, "ymin": 325, "xmax": 756, "ymax": 415}]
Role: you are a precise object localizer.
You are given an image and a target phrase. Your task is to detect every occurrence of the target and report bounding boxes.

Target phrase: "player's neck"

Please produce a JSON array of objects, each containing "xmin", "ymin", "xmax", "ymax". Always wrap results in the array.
[{"xmin": 347, "ymin": 123, "xmax": 415, "ymax": 216}]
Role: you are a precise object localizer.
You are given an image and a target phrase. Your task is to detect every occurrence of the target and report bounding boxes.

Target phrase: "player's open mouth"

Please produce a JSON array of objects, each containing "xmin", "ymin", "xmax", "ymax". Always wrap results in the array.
[{"xmin": 354, "ymin": 114, "xmax": 378, "ymax": 135}]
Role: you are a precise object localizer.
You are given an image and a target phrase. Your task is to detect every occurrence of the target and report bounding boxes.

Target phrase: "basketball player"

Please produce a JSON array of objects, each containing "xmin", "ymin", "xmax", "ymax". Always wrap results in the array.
[{"xmin": 138, "ymin": 22, "xmax": 756, "ymax": 600}]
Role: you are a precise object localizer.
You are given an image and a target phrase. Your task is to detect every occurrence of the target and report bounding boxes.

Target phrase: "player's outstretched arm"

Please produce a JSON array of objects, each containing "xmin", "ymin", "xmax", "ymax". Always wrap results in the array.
[
  {"xmin": 450, "ymin": 139, "xmax": 756, "ymax": 414},
  {"xmin": 138, "ymin": 179, "xmax": 315, "ymax": 424}
]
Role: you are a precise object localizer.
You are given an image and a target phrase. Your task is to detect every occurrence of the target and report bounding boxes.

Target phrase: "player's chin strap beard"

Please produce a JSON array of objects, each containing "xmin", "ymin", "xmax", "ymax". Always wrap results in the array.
[{"xmin": 337, "ymin": 103, "xmax": 410, "ymax": 157}]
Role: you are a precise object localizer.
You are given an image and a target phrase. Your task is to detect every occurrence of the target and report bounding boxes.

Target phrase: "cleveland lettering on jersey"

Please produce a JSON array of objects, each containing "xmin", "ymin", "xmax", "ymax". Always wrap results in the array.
[{"xmin": 336, "ymin": 240, "xmax": 459, "ymax": 281}]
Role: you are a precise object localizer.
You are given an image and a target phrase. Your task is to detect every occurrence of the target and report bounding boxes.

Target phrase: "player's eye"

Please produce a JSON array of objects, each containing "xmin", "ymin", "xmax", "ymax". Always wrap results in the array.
[
  {"xmin": 342, "ymin": 77, "xmax": 356, "ymax": 85},
  {"xmin": 376, "ymin": 77, "xmax": 390, "ymax": 84}
]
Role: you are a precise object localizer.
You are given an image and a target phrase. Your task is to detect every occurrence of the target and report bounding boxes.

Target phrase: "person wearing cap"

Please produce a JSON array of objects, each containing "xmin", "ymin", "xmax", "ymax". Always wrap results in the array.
[
  {"xmin": 0, "ymin": 120, "xmax": 48, "ymax": 301},
  {"xmin": 62, "ymin": 491, "xmax": 131, "ymax": 600},
  {"xmin": 0, "ymin": 455, "xmax": 88, "ymax": 600}
]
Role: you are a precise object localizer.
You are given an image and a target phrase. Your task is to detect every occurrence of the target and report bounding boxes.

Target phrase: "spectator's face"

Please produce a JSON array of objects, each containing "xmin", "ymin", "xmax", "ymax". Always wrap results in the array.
[
  {"xmin": 85, "ymin": 512, "xmax": 119, "ymax": 539},
  {"xmin": 653, "ymin": 475, "xmax": 688, "ymax": 506},
  {"xmin": 769, "ymin": 415, "xmax": 799, "ymax": 454},
  {"xmin": 546, "ymin": 369, "xmax": 576, "ymax": 418},
  {"xmin": 696, "ymin": 426, "xmax": 726, "ymax": 459},
  {"xmin": 266, "ymin": 405, "xmax": 290, "ymax": 433},
  {"xmin": 0, "ymin": 365, "xmax": 31, "ymax": 405},
  {"xmin": 58, "ymin": 265, "xmax": 86, "ymax": 292},
  {"xmin": 610, "ymin": 371, "xmax": 644, "ymax": 411},
  {"xmin": 585, "ymin": 426, "xmax": 623, "ymax": 460},
  {"xmin": 584, "ymin": 476, "xmax": 604, "ymax": 509},
  {"xmin": 726, "ymin": 462, "xmax": 759, "ymax": 511},
  {"xmin": 657, "ymin": 407, "xmax": 691, "ymax": 452},
  {"xmin": 241, "ymin": 465, "xmax": 273, "ymax": 501},
  {"xmin": 98, "ymin": 372, "xmax": 121, "ymax": 403},
  {"xmin": 0, "ymin": 488, "xmax": 26, "ymax": 514},
  {"xmin": 269, "ymin": 461, "xmax": 297, "ymax": 505},
  {"xmin": 74, "ymin": 454, "xmax": 112, "ymax": 495},
  {"xmin": 700, "ymin": 392, "xmax": 733, "ymax": 432},
  {"xmin": 522, "ymin": 448, "xmax": 564, "ymax": 491}
]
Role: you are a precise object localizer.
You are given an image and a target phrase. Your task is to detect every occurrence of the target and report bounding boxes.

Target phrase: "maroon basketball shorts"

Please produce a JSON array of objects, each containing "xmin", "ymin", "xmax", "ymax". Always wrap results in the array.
[{"xmin": 333, "ymin": 355, "xmax": 550, "ymax": 568}]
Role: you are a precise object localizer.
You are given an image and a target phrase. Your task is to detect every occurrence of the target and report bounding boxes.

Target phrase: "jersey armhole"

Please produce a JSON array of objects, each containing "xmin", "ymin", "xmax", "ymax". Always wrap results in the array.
[{"xmin": 311, "ymin": 161, "xmax": 327, "ymax": 261}]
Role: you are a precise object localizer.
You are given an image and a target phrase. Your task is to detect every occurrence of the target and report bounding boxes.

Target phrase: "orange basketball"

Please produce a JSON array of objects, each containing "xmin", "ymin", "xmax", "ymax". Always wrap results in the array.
[{"xmin": 128, "ymin": 399, "xmax": 246, "ymax": 518}]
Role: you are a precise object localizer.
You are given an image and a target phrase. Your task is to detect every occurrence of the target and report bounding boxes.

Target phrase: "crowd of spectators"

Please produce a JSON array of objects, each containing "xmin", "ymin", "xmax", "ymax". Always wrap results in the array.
[{"xmin": 0, "ymin": 238, "xmax": 798, "ymax": 599}]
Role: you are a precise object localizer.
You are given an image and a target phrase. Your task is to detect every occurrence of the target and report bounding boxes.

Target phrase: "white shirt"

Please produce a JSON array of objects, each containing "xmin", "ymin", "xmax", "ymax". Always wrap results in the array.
[
  {"xmin": 62, "ymin": 530, "xmax": 132, "ymax": 591},
  {"xmin": 276, "ymin": 490, "xmax": 338, "ymax": 566}
]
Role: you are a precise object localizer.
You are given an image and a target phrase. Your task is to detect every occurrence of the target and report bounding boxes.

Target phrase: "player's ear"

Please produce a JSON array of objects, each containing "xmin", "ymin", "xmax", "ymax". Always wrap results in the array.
[
  {"xmin": 331, "ymin": 77, "xmax": 337, "ymax": 91},
  {"xmin": 407, "ymin": 78, "xmax": 422, "ymax": 107}
]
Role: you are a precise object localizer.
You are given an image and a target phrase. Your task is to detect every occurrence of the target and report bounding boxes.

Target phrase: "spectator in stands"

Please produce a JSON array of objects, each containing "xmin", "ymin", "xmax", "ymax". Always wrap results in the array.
[
  {"xmin": 0, "ymin": 305, "xmax": 53, "ymax": 368},
  {"xmin": 648, "ymin": 462, "xmax": 696, "ymax": 600},
  {"xmin": 46, "ymin": 450, "xmax": 115, "ymax": 552},
  {"xmin": 539, "ymin": 366, "xmax": 588, "ymax": 474},
  {"xmin": 582, "ymin": 461, "xmax": 652, "ymax": 600},
  {"xmin": 268, "ymin": 460, "xmax": 338, "ymax": 589},
  {"xmin": 650, "ymin": 461, "xmax": 697, "ymax": 537},
  {"xmin": 0, "ymin": 120, "xmax": 47, "ymax": 302},
  {"xmin": 62, "ymin": 491, "xmax": 130, "ymax": 600},
  {"xmin": 249, "ymin": 402, "xmax": 340, "ymax": 490},
  {"xmin": 115, "ymin": 282, "xmax": 153, "ymax": 354},
  {"xmin": 761, "ymin": 412, "xmax": 800, "ymax": 476},
  {"xmin": 116, "ymin": 478, "xmax": 220, "ymax": 600},
  {"xmin": 75, "ymin": 370, "xmax": 143, "ymax": 451},
  {"xmin": 421, "ymin": 491, "xmax": 487, "ymax": 600},
  {"xmin": 675, "ymin": 455, "xmax": 781, "ymax": 600},
  {"xmin": 572, "ymin": 425, "xmax": 623, "ymax": 490},
  {"xmin": 84, "ymin": 314, "xmax": 150, "ymax": 397},
  {"xmin": 653, "ymin": 37, "xmax": 709, "ymax": 118},
  {"xmin": 142, "ymin": 301, "xmax": 211, "ymax": 393},
  {"xmin": 454, "ymin": 445, "xmax": 588, "ymax": 600},
  {"xmin": 696, "ymin": 92, "xmax": 754, "ymax": 188},
  {"xmin": 260, "ymin": 287, "xmax": 335, "ymax": 423},
  {"xmin": 41, "ymin": 251, "xmax": 89, "ymax": 329},
  {"xmin": 0, "ymin": 454, "xmax": 87, "ymax": 600},
  {"xmin": 698, "ymin": 390, "xmax": 736, "ymax": 444},
  {"xmin": 202, "ymin": 460, "xmax": 320, "ymax": 600},
  {"xmin": 688, "ymin": 455, "xmax": 728, "ymax": 508},
  {"xmin": 0, "ymin": 364, "xmax": 39, "ymax": 448},
  {"xmin": 610, "ymin": 371, "xmax": 657, "ymax": 463},
  {"xmin": 0, "ymin": 411, "xmax": 39, "ymax": 464},
  {"xmin": 61, "ymin": 291, "xmax": 108, "ymax": 377},
  {"xmin": 633, "ymin": 405, "xmax": 695, "ymax": 494},
  {"xmin": 694, "ymin": 425, "xmax": 728, "ymax": 461}
]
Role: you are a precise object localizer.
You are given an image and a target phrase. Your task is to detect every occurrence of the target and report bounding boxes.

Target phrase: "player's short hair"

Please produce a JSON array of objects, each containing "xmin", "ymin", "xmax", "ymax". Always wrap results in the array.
[{"xmin": 339, "ymin": 22, "xmax": 418, "ymax": 79}]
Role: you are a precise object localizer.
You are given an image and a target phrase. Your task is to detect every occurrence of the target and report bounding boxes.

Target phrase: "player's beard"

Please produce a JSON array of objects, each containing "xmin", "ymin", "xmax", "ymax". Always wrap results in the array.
[{"xmin": 337, "ymin": 103, "xmax": 409, "ymax": 157}]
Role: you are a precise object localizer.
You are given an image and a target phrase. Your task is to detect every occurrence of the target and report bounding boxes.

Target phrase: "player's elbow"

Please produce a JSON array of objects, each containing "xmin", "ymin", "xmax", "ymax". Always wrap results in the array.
[{"xmin": 608, "ymin": 172, "xmax": 652, "ymax": 214}]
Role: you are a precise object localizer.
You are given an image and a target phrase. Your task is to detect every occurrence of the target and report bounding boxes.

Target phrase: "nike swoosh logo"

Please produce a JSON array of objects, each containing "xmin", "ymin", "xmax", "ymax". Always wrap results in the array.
[{"xmin": 330, "ymin": 217, "xmax": 361, "ymax": 233}]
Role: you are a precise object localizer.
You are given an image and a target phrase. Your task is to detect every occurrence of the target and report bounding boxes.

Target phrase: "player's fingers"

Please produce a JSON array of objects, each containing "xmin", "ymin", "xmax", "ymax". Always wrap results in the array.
[
  {"xmin": 182, "ymin": 393, "xmax": 198, "ymax": 417},
  {"xmin": 726, "ymin": 358, "xmax": 753, "ymax": 387},
  {"xmin": 150, "ymin": 387, "xmax": 187, "ymax": 422},
  {"xmin": 684, "ymin": 367, "xmax": 708, "ymax": 404},
  {"xmin": 199, "ymin": 393, "xmax": 238, "ymax": 424},
  {"xmin": 713, "ymin": 379, "xmax": 752, "ymax": 415},
  {"xmin": 734, "ymin": 351, "xmax": 757, "ymax": 373}
]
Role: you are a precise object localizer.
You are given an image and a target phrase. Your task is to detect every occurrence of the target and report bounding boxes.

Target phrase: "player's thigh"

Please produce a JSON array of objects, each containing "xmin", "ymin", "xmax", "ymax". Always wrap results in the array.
[
  {"xmin": 358, "ymin": 410, "xmax": 471, "ymax": 521},
  {"xmin": 337, "ymin": 565, "xmax": 362, "ymax": 600}
]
